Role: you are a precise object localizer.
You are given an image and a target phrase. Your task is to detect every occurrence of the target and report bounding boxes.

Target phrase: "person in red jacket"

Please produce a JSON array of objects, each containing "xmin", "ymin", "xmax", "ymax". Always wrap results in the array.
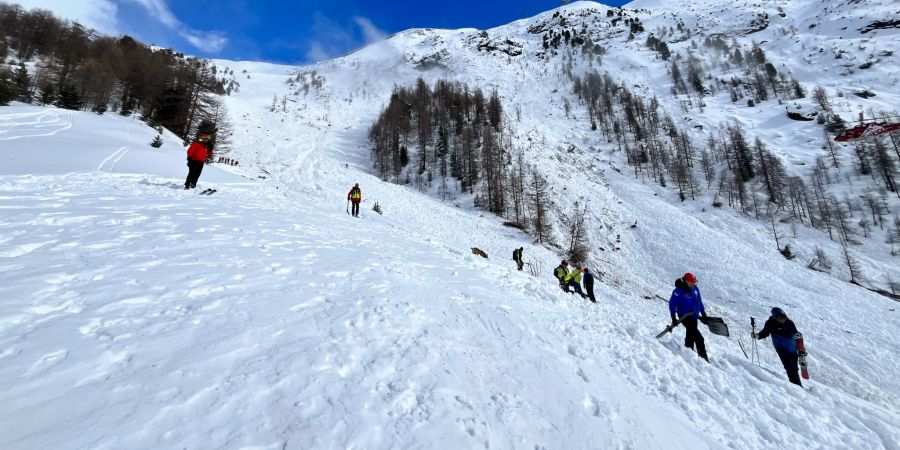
[{"xmin": 185, "ymin": 133, "xmax": 211, "ymax": 189}]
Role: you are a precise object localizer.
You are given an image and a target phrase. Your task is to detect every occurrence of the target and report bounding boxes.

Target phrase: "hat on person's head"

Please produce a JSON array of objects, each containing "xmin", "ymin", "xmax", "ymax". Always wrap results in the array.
[
  {"xmin": 683, "ymin": 272, "xmax": 698, "ymax": 284},
  {"xmin": 771, "ymin": 307, "xmax": 786, "ymax": 318}
]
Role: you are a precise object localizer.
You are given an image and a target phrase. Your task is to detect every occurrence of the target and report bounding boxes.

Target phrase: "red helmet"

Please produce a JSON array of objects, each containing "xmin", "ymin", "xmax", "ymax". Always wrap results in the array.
[{"xmin": 683, "ymin": 272, "xmax": 698, "ymax": 284}]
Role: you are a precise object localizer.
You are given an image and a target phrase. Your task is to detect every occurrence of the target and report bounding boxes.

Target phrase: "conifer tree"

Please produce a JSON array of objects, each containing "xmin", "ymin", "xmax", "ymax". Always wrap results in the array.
[
  {"xmin": 12, "ymin": 64, "xmax": 32, "ymax": 103},
  {"xmin": 0, "ymin": 71, "xmax": 16, "ymax": 106},
  {"xmin": 55, "ymin": 82, "xmax": 83, "ymax": 110}
]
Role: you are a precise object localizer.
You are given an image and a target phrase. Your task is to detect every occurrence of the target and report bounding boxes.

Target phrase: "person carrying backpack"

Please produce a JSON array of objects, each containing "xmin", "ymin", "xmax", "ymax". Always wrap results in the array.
[
  {"xmin": 752, "ymin": 307, "xmax": 803, "ymax": 387},
  {"xmin": 554, "ymin": 260, "xmax": 570, "ymax": 292},
  {"xmin": 512, "ymin": 247, "xmax": 524, "ymax": 271},
  {"xmin": 347, "ymin": 183, "xmax": 362, "ymax": 217},
  {"xmin": 668, "ymin": 272, "xmax": 709, "ymax": 362}
]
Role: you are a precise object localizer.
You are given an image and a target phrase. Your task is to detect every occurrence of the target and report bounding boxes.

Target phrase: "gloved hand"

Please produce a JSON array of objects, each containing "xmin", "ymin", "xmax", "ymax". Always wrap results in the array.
[{"xmin": 751, "ymin": 332, "xmax": 758, "ymax": 339}]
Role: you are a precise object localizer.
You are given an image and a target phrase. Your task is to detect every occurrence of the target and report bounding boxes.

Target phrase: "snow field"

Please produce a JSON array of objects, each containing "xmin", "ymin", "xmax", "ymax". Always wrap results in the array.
[
  {"xmin": 1, "ymin": 162, "xmax": 897, "ymax": 449},
  {"xmin": 0, "ymin": 169, "xmax": 720, "ymax": 449},
  {"xmin": 3, "ymin": 0, "xmax": 900, "ymax": 447},
  {"xmin": 0, "ymin": 104, "xmax": 247, "ymax": 183}
]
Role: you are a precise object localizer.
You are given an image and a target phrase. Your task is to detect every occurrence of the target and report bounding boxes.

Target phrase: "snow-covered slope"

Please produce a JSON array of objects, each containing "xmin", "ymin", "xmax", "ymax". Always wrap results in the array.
[
  {"xmin": 0, "ymin": 107, "xmax": 718, "ymax": 449},
  {"xmin": 0, "ymin": 105, "xmax": 246, "ymax": 182},
  {"xmin": 2, "ymin": 0, "xmax": 900, "ymax": 448},
  {"xmin": 2, "ymin": 104, "xmax": 899, "ymax": 450}
]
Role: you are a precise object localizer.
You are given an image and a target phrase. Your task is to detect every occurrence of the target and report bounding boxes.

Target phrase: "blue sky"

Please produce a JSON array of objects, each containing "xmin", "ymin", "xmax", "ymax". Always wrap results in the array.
[{"xmin": 15, "ymin": 0, "xmax": 631, "ymax": 64}]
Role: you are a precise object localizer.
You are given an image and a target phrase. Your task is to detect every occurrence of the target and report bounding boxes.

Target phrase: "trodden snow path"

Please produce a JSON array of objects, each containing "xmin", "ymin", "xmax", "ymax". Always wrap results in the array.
[
  {"xmin": 0, "ymin": 172, "xmax": 714, "ymax": 449},
  {"xmin": 1, "ymin": 171, "xmax": 899, "ymax": 449}
]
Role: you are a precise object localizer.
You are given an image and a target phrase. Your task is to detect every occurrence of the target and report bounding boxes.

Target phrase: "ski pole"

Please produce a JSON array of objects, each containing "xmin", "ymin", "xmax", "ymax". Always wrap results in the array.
[
  {"xmin": 346, "ymin": 199, "xmax": 350, "ymax": 215},
  {"xmin": 751, "ymin": 316, "xmax": 760, "ymax": 367},
  {"xmin": 737, "ymin": 336, "xmax": 749, "ymax": 359}
]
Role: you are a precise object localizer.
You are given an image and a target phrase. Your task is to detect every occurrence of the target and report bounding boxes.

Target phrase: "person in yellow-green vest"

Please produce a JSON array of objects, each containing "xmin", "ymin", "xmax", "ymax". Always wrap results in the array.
[
  {"xmin": 554, "ymin": 260, "xmax": 570, "ymax": 292},
  {"xmin": 565, "ymin": 265, "xmax": 588, "ymax": 299},
  {"xmin": 347, "ymin": 183, "xmax": 362, "ymax": 217}
]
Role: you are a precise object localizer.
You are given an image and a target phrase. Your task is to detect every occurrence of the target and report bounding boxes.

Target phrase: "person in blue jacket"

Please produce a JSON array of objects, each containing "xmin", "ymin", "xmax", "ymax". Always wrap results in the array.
[
  {"xmin": 669, "ymin": 272, "xmax": 709, "ymax": 361},
  {"xmin": 753, "ymin": 307, "xmax": 802, "ymax": 387}
]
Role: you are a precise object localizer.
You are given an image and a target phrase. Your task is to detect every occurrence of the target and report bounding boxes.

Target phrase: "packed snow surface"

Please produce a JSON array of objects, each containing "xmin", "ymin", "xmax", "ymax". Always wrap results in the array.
[
  {"xmin": 1, "ymin": 103, "xmax": 898, "ymax": 449},
  {"xmin": 3, "ymin": 0, "xmax": 900, "ymax": 448}
]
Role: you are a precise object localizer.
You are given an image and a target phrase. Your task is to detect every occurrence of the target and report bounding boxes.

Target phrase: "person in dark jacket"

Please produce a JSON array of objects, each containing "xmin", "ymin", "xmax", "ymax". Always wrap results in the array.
[
  {"xmin": 513, "ymin": 247, "xmax": 524, "ymax": 271},
  {"xmin": 583, "ymin": 268, "xmax": 596, "ymax": 303},
  {"xmin": 554, "ymin": 260, "xmax": 570, "ymax": 292},
  {"xmin": 668, "ymin": 272, "xmax": 709, "ymax": 361},
  {"xmin": 184, "ymin": 133, "xmax": 211, "ymax": 189},
  {"xmin": 753, "ymin": 307, "xmax": 803, "ymax": 387}
]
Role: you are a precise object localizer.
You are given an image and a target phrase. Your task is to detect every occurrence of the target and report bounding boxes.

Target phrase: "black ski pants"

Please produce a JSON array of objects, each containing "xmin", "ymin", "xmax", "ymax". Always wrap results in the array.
[
  {"xmin": 185, "ymin": 160, "xmax": 204, "ymax": 188},
  {"xmin": 586, "ymin": 286, "xmax": 596, "ymax": 302},
  {"xmin": 681, "ymin": 317, "xmax": 708, "ymax": 361},
  {"xmin": 350, "ymin": 200, "xmax": 360, "ymax": 217},
  {"xmin": 776, "ymin": 349, "xmax": 803, "ymax": 387}
]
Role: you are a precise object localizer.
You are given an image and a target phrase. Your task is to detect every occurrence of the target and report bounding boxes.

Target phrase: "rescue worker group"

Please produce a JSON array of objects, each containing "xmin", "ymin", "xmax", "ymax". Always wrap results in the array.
[
  {"xmin": 553, "ymin": 263, "xmax": 806, "ymax": 387},
  {"xmin": 180, "ymin": 133, "xmax": 807, "ymax": 389},
  {"xmin": 338, "ymin": 181, "xmax": 807, "ymax": 388}
]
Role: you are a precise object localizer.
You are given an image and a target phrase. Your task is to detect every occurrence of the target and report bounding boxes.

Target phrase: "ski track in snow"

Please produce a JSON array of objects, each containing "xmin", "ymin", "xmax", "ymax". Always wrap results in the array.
[
  {"xmin": 0, "ymin": 109, "xmax": 72, "ymax": 141},
  {"xmin": 97, "ymin": 145, "xmax": 131, "ymax": 172}
]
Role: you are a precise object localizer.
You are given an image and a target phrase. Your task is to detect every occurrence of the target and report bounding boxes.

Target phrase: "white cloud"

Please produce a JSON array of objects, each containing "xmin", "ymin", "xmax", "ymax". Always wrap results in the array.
[
  {"xmin": 305, "ymin": 42, "xmax": 331, "ymax": 63},
  {"xmin": 352, "ymin": 16, "xmax": 388, "ymax": 44},
  {"xmin": 14, "ymin": 0, "xmax": 119, "ymax": 34},
  {"xmin": 124, "ymin": 0, "xmax": 229, "ymax": 53},
  {"xmin": 12, "ymin": 0, "xmax": 227, "ymax": 53},
  {"xmin": 124, "ymin": 0, "xmax": 179, "ymax": 28},
  {"xmin": 302, "ymin": 14, "xmax": 388, "ymax": 63},
  {"xmin": 182, "ymin": 30, "xmax": 229, "ymax": 53}
]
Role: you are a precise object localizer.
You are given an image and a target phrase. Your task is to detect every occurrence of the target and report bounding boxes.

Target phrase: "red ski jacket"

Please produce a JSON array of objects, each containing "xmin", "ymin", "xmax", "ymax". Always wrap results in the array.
[{"xmin": 187, "ymin": 141, "xmax": 210, "ymax": 162}]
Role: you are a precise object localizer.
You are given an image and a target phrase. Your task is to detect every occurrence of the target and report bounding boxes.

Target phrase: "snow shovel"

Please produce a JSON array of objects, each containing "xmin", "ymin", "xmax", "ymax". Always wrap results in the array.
[
  {"xmin": 656, "ymin": 309, "xmax": 693, "ymax": 339},
  {"xmin": 704, "ymin": 317, "xmax": 730, "ymax": 337}
]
